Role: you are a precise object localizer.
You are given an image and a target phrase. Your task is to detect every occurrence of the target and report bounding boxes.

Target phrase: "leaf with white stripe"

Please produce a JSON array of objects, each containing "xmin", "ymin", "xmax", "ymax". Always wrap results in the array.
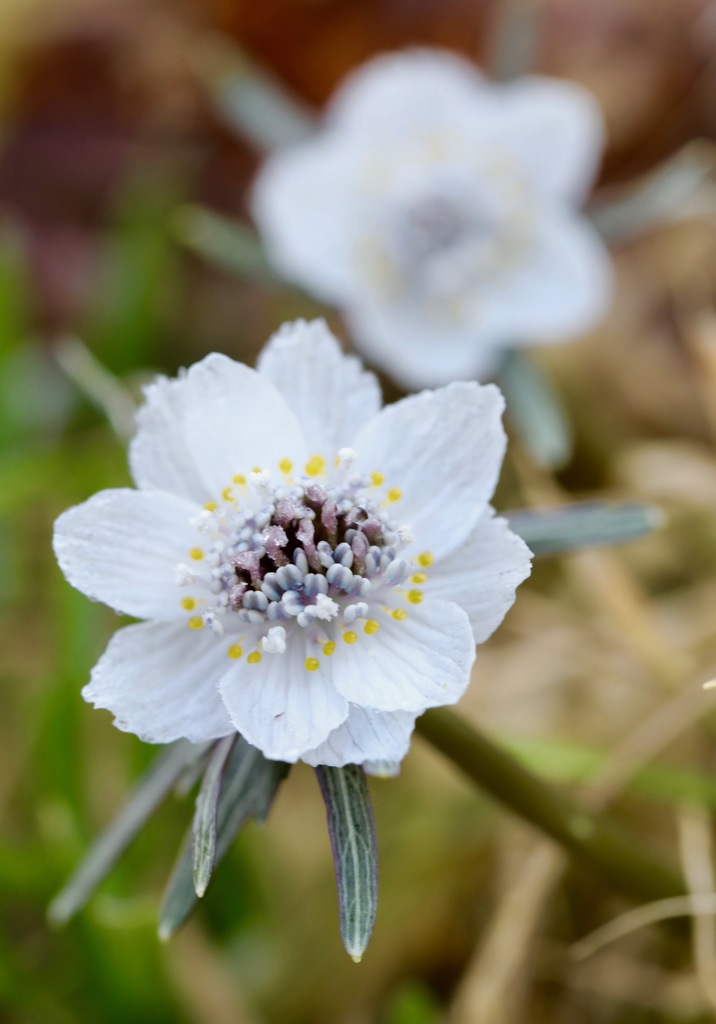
[
  {"xmin": 315, "ymin": 764, "xmax": 378, "ymax": 962},
  {"xmin": 159, "ymin": 737, "xmax": 289, "ymax": 939},
  {"xmin": 49, "ymin": 740, "xmax": 205, "ymax": 926},
  {"xmin": 192, "ymin": 735, "xmax": 237, "ymax": 897}
]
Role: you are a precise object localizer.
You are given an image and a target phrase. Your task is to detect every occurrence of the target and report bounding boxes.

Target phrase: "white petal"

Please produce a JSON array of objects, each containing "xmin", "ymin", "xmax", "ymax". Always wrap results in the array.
[
  {"xmin": 129, "ymin": 374, "xmax": 208, "ymax": 504},
  {"xmin": 498, "ymin": 76, "xmax": 605, "ymax": 205},
  {"xmin": 332, "ymin": 599, "xmax": 475, "ymax": 712},
  {"xmin": 353, "ymin": 382, "xmax": 506, "ymax": 560},
  {"xmin": 83, "ymin": 620, "xmax": 234, "ymax": 743},
  {"xmin": 251, "ymin": 139, "xmax": 365, "ymax": 303},
  {"xmin": 327, "ymin": 49, "xmax": 487, "ymax": 138},
  {"xmin": 180, "ymin": 353, "xmax": 308, "ymax": 496},
  {"xmin": 256, "ymin": 319, "xmax": 381, "ymax": 453},
  {"xmin": 428, "ymin": 508, "xmax": 532, "ymax": 643},
  {"xmin": 345, "ymin": 300, "xmax": 502, "ymax": 390},
  {"xmin": 302, "ymin": 704, "xmax": 417, "ymax": 768},
  {"xmin": 486, "ymin": 212, "xmax": 612, "ymax": 341},
  {"xmin": 218, "ymin": 633, "xmax": 349, "ymax": 763},
  {"xmin": 53, "ymin": 489, "xmax": 199, "ymax": 620}
]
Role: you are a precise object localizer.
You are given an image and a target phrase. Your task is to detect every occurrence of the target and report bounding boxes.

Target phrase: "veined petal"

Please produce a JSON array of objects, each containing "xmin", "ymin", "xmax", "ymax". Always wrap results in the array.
[
  {"xmin": 332, "ymin": 599, "xmax": 475, "ymax": 712},
  {"xmin": 180, "ymin": 353, "xmax": 308, "ymax": 497},
  {"xmin": 428, "ymin": 508, "xmax": 532, "ymax": 643},
  {"xmin": 251, "ymin": 138, "xmax": 365, "ymax": 303},
  {"xmin": 302, "ymin": 705, "xmax": 417, "ymax": 768},
  {"xmin": 219, "ymin": 633, "xmax": 349, "ymax": 763},
  {"xmin": 129, "ymin": 374, "xmax": 208, "ymax": 504},
  {"xmin": 257, "ymin": 319, "xmax": 381, "ymax": 453},
  {"xmin": 353, "ymin": 383, "xmax": 506, "ymax": 559},
  {"xmin": 345, "ymin": 300, "xmax": 502, "ymax": 390},
  {"xmin": 83, "ymin": 620, "xmax": 234, "ymax": 743},
  {"xmin": 53, "ymin": 489, "xmax": 199, "ymax": 620},
  {"xmin": 498, "ymin": 76, "xmax": 605, "ymax": 205},
  {"xmin": 486, "ymin": 210, "xmax": 612, "ymax": 341},
  {"xmin": 327, "ymin": 49, "xmax": 488, "ymax": 138}
]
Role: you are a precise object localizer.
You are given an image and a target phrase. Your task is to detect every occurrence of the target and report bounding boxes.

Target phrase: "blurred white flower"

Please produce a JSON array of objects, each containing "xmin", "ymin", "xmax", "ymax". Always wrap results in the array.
[
  {"xmin": 53, "ymin": 319, "xmax": 531, "ymax": 768},
  {"xmin": 252, "ymin": 50, "xmax": 612, "ymax": 389}
]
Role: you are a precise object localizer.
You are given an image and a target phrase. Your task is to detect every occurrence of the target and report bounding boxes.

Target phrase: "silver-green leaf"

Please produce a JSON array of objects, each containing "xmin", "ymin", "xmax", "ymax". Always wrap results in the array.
[
  {"xmin": 159, "ymin": 738, "xmax": 288, "ymax": 940},
  {"xmin": 198, "ymin": 40, "xmax": 316, "ymax": 151},
  {"xmin": 507, "ymin": 501, "xmax": 663, "ymax": 556},
  {"xmin": 498, "ymin": 349, "xmax": 573, "ymax": 470},
  {"xmin": 172, "ymin": 205, "xmax": 276, "ymax": 282},
  {"xmin": 192, "ymin": 735, "xmax": 237, "ymax": 898},
  {"xmin": 49, "ymin": 740, "xmax": 204, "ymax": 926},
  {"xmin": 315, "ymin": 764, "xmax": 378, "ymax": 962}
]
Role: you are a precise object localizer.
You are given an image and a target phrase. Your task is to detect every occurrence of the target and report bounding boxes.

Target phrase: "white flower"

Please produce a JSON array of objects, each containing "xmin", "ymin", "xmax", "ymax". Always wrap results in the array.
[
  {"xmin": 251, "ymin": 50, "xmax": 612, "ymax": 390},
  {"xmin": 53, "ymin": 319, "xmax": 531, "ymax": 768}
]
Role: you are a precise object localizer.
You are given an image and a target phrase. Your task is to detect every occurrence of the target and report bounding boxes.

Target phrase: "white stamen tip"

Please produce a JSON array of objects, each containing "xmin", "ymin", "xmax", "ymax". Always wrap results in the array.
[
  {"xmin": 396, "ymin": 524, "xmax": 414, "ymax": 545},
  {"xmin": 174, "ymin": 563, "xmax": 197, "ymax": 586},
  {"xmin": 262, "ymin": 626, "xmax": 287, "ymax": 654},
  {"xmin": 313, "ymin": 593, "xmax": 340, "ymax": 621},
  {"xmin": 336, "ymin": 447, "xmax": 358, "ymax": 469}
]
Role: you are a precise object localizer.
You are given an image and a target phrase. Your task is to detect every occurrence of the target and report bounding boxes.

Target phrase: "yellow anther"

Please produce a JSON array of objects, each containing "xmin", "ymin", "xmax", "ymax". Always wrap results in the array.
[
  {"xmin": 187, "ymin": 617, "xmax": 204, "ymax": 630},
  {"xmin": 305, "ymin": 657, "xmax": 320, "ymax": 672},
  {"xmin": 322, "ymin": 641, "xmax": 336, "ymax": 656},
  {"xmin": 305, "ymin": 455, "xmax": 326, "ymax": 477},
  {"xmin": 407, "ymin": 590, "xmax": 423, "ymax": 605},
  {"xmin": 181, "ymin": 597, "xmax": 196, "ymax": 611},
  {"xmin": 411, "ymin": 573, "xmax": 428, "ymax": 584},
  {"xmin": 232, "ymin": 474, "xmax": 246, "ymax": 485},
  {"xmin": 279, "ymin": 458, "xmax": 293, "ymax": 474},
  {"xmin": 371, "ymin": 471, "xmax": 384, "ymax": 487},
  {"xmin": 343, "ymin": 631, "xmax": 358, "ymax": 645},
  {"xmin": 364, "ymin": 620, "xmax": 380, "ymax": 635},
  {"xmin": 251, "ymin": 466, "xmax": 262, "ymax": 474},
  {"xmin": 417, "ymin": 551, "xmax": 434, "ymax": 567},
  {"xmin": 204, "ymin": 501, "xmax": 218, "ymax": 512},
  {"xmin": 391, "ymin": 609, "xmax": 408, "ymax": 621},
  {"xmin": 247, "ymin": 651, "xmax": 262, "ymax": 665},
  {"xmin": 222, "ymin": 487, "xmax": 234, "ymax": 502},
  {"xmin": 189, "ymin": 548, "xmax": 204, "ymax": 561},
  {"xmin": 227, "ymin": 644, "xmax": 243, "ymax": 660},
  {"xmin": 387, "ymin": 487, "xmax": 402, "ymax": 502}
]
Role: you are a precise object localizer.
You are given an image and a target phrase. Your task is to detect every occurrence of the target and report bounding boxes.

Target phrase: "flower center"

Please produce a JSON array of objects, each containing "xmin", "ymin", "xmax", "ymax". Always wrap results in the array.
[
  {"xmin": 391, "ymin": 192, "xmax": 500, "ymax": 285},
  {"xmin": 363, "ymin": 152, "xmax": 537, "ymax": 312},
  {"xmin": 175, "ymin": 451, "xmax": 433, "ymax": 671}
]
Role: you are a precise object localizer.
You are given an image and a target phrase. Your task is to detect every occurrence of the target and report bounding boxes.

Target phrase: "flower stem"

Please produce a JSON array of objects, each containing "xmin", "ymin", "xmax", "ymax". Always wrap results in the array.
[{"xmin": 416, "ymin": 709, "xmax": 686, "ymax": 907}]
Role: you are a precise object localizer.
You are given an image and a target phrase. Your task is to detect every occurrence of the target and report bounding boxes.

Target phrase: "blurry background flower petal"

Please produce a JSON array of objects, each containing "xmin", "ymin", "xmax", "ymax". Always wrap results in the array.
[{"xmin": 251, "ymin": 49, "xmax": 613, "ymax": 387}]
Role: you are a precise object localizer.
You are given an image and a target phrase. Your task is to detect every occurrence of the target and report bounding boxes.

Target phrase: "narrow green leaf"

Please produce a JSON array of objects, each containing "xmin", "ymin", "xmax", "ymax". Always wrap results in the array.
[
  {"xmin": 507, "ymin": 734, "xmax": 716, "ymax": 810},
  {"xmin": 48, "ymin": 740, "xmax": 202, "ymax": 926},
  {"xmin": 192, "ymin": 735, "xmax": 236, "ymax": 897},
  {"xmin": 507, "ymin": 501, "xmax": 663, "ymax": 555},
  {"xmin": 158, "ymin": 738, "xmax": 288, "ymax": 940},
  {"xmin": 315, "ymin": 765, "xmax": 378, "ymax": 962},
  {"xmin": 498, "ymin": 349, "xmax": 573, "ymax": 469}
]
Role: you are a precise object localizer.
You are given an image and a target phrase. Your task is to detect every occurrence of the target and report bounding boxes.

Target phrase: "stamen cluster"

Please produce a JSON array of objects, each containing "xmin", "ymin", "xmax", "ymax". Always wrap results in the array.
[{"xmin": 176, "ymin": 453, "xmax": 419, "ymax": 659}]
